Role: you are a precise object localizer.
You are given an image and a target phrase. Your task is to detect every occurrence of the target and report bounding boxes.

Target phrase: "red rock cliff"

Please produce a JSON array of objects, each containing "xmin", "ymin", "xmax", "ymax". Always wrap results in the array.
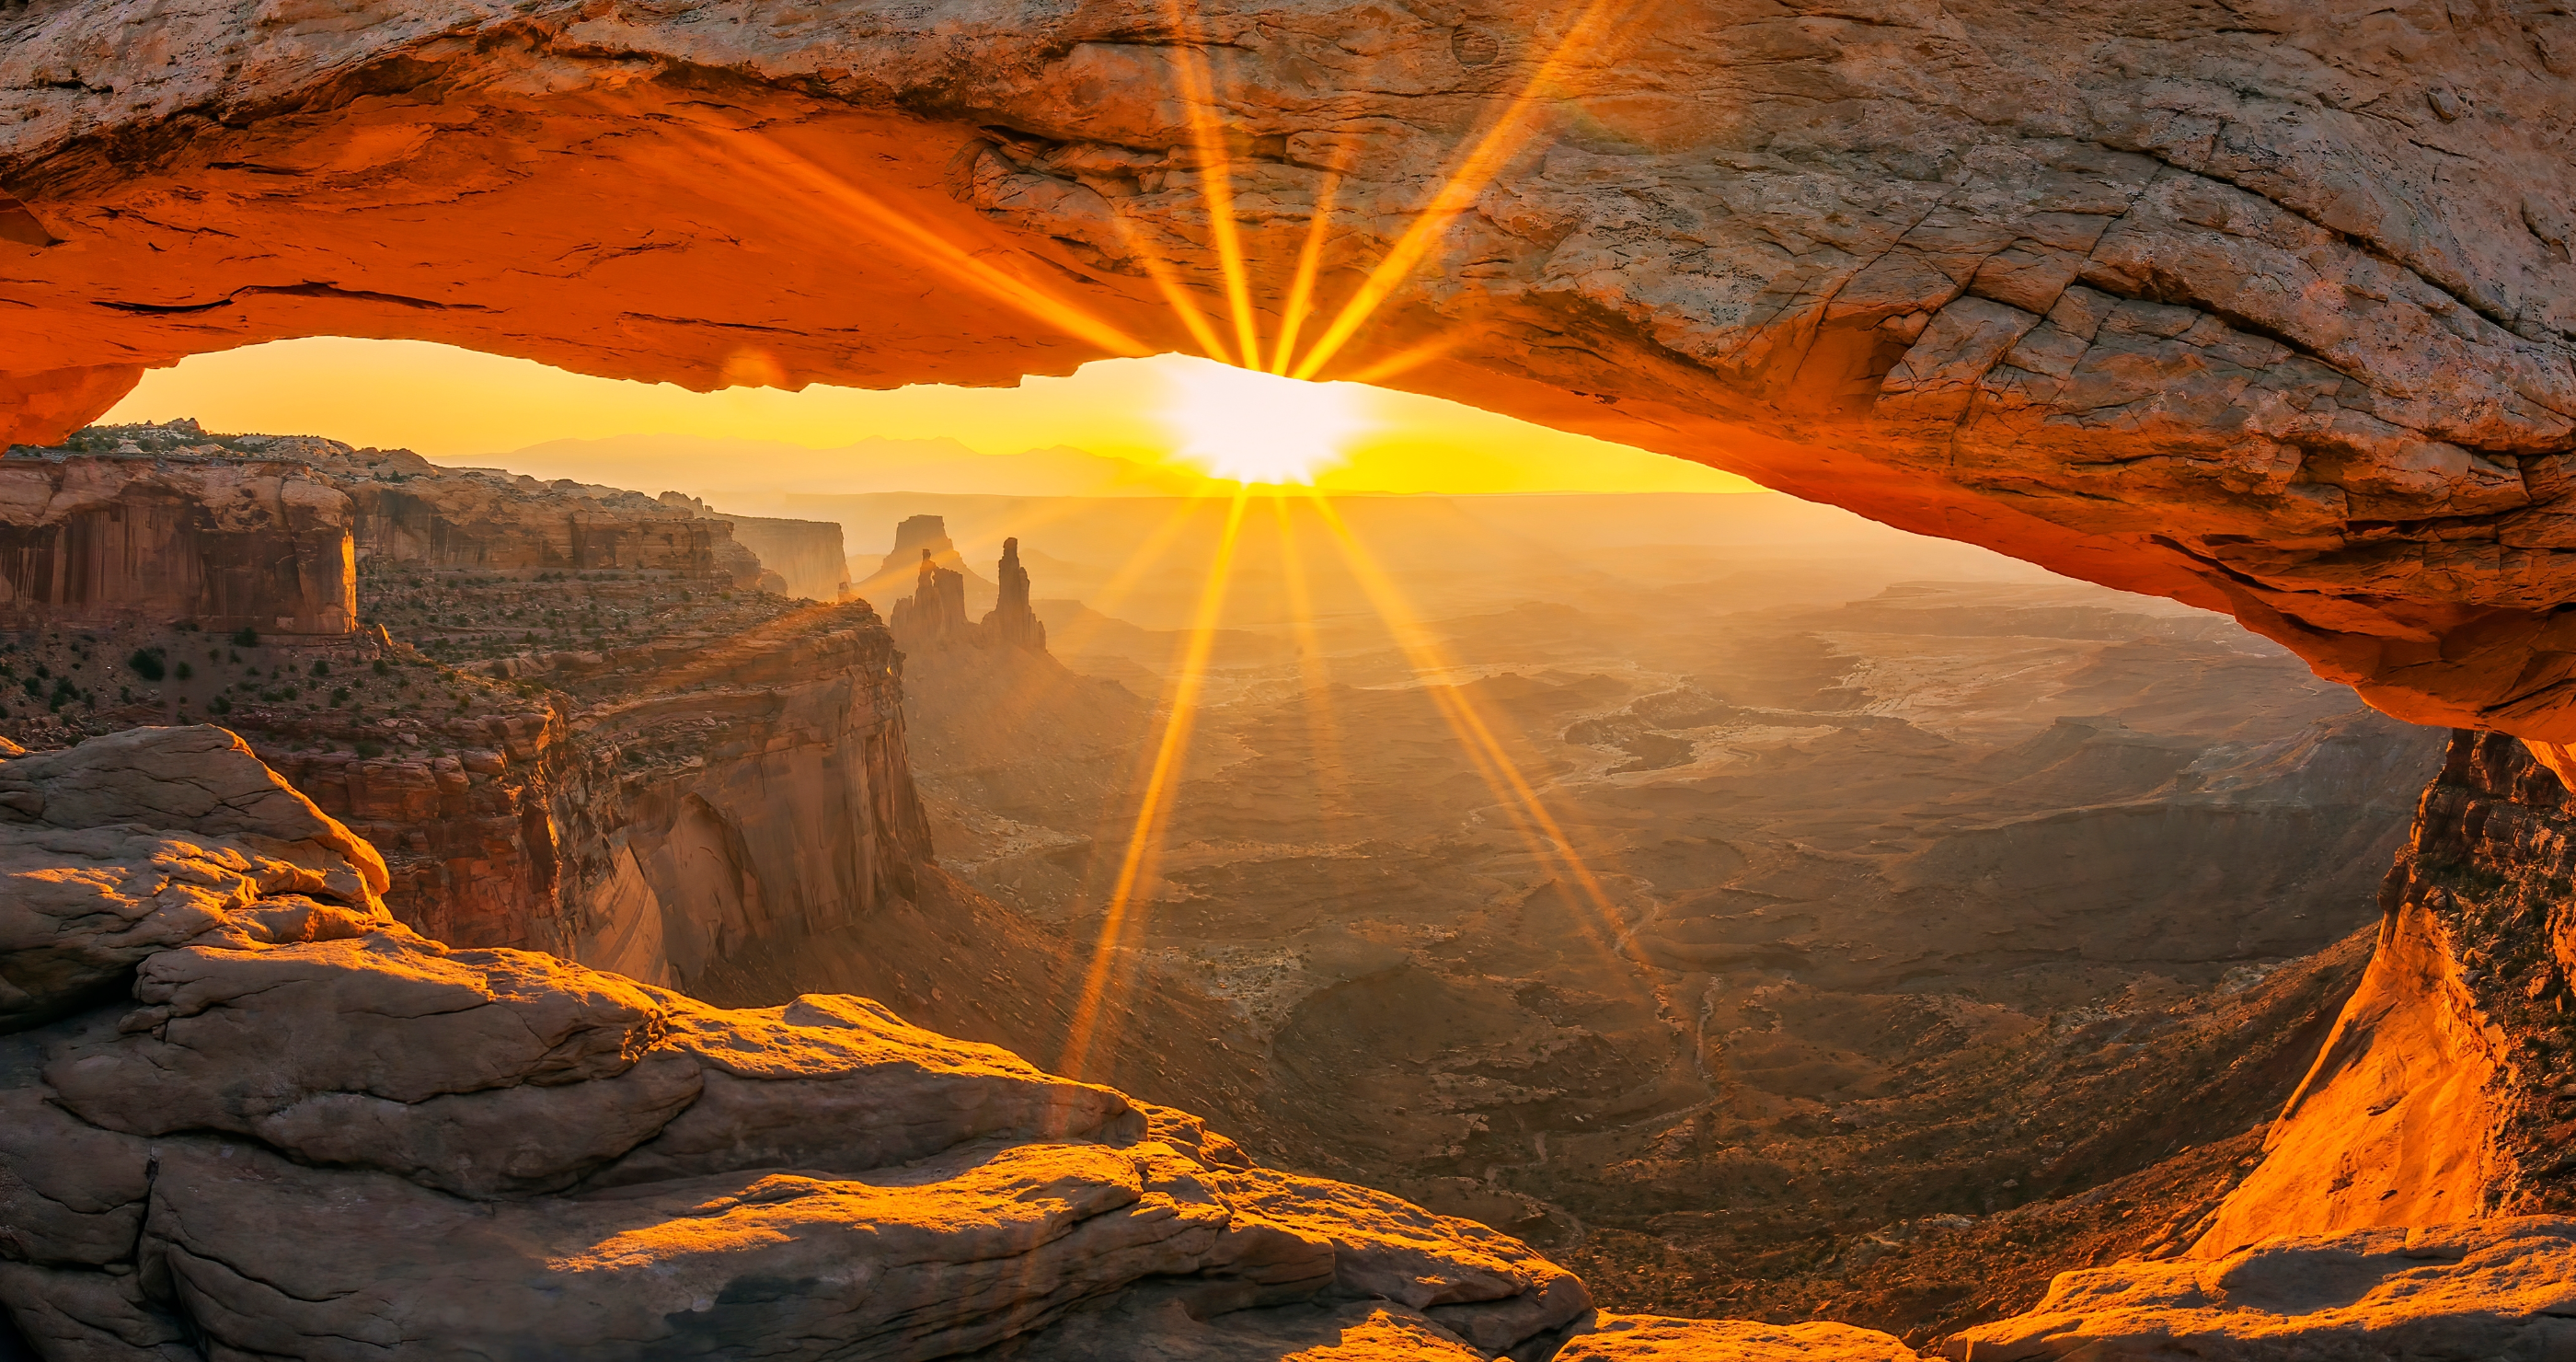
[
  {"xmin": 0, "ymin": 448, "xmax": 354, "ymax": 637},
  {"xmin": 2195, "ymin": 730, "xmax": 2576, "ymax": 1252}
]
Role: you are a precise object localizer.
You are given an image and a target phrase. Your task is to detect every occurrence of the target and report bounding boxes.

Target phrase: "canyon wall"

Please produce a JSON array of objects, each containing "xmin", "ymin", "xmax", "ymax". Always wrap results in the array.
[
  {"xmin": 2194, "ymin": 730, "xmax": 2576, "ymax": 1254},
  {"xmin": 661, "ymin": 492, "xmax": 851, "ymax": 602},
  {"xmin": 548, "ymin": 616, "xmax": 930, "ymax": 988},
  {"xmin": 0, "ymin": 451, "xmax": 353, "ymax": 637},
  {"xmin": 327, "ymin": 447, "xmax": 766, "ymax": 585},
  {"xmin": 274, "ymin": 605, "xmax": 930, "ymax": 993},
  {"xmin": 0, "ymin": 421, "xmax": 937, "ymax": 998},
  {"xmin": 5, "ymin": 1, "xmax": 2576, "ymax": 735}
]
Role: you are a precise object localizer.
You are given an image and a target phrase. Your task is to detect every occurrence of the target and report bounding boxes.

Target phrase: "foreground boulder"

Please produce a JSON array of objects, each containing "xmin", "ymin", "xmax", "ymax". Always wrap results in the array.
[
  {"xmin": 1943, "ymin": 1218, "xmax": 2576, "ymax": 1361},
  {"xmin": 0, "ymin": 728, "xmax": 1589, "ymax": 1360}
]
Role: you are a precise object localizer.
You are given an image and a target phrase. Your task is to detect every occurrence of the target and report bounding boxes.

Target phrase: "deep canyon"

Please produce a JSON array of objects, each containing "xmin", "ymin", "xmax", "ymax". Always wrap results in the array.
[{"xmin": 8, "ymin": 0, "xmax": 2576, "ymax": 1356}]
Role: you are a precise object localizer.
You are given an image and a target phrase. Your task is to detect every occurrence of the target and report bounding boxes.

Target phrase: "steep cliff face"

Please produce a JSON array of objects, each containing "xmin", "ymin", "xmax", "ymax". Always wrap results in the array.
[
  {"xmin": 547, "ymin": 609, "xmax": 930, "ymax": 988},
  {"xmin": 660, "ymin": 492, "xmax": 851, "ymax": 602},
  {"xmin": 0, "ymin": 422, "xmax": 937, "ymax": 998},
  {"xmin": 0, "ymin": 448, "xmax": 353, "ymax": 637},
  {"xmin": 332, "ymin": 449, "xmax": 765, "ymax": 585},
  {"xmin": 6, "ymin": 1, "xmax": 2576, "ymax": 734},
  {"xmin": 293, "ymin": 601, "xmax": 930, "ymax": 993},
  {"xmin": 2196, "ymin": 730, "xmax": 2576, "ymax": 1253}
]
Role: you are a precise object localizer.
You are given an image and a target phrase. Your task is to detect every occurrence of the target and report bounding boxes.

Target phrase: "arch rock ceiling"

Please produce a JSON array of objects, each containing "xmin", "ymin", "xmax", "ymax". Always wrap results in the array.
[{"xmin": 5, "ymin": 0, "xmax": 2576, "ymax": 735}]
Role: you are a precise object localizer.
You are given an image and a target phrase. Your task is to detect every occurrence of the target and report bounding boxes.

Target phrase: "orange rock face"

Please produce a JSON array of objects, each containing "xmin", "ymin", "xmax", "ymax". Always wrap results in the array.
[
  {"xmin": 6, "ymin": 1, "xmax": 2576, "ymax": 733},
  {"xmin": 0, "ymin": 450, "xmax": 355, "ymax": 637},
  {"xmin": 2194, "ymin": 731, "xmax": 2576, "ymax": 1253}
]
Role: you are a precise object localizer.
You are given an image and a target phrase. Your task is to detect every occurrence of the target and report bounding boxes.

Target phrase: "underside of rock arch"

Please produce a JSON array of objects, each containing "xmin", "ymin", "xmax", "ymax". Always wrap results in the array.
[{"xmin": 6, "ymin": 0, "xmax": 2576, "ymax": 737}]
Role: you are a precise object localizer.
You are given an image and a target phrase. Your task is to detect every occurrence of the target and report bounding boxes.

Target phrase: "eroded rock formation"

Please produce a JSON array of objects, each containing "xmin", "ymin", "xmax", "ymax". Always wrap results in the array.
[
  {"xmin": 892, "ymin": 532, "xmax": 1054, "ymax": 655},
  {"xmin": 1945, "ymin": 1218, "xmax": 2576, "ymax": 1360},
  {"xmin": 2192, "ymin": 730, "xmax": 2576, "ymax": 1254},
  {"xmin": 0, "ymin": 725, "xmax": 1601, "ymax": 1360},
  {"xmin": 861, "ymin": 515, "xmax": 990, "ymax": 613},
  {"xmin": 5, "ymin": 1, "xmax": 2576, "ymax": 735},
  {"xmin": 659, "ymin": 491, "xmax": 853, "ymax": 600},
  {"xmin": 0, "ymin": 422, "xmax": 934, "ymax": 996},
  {"xmin": 0, "ymin": 440, "xmax": 354, "ymax": 638},
  {"xmin": 891, "ymin": 548, "xmax": 972, "ymax": 647},
  {"xmin": 984, "ymin": 536, "xmax": 1049, "ymax": 652}
]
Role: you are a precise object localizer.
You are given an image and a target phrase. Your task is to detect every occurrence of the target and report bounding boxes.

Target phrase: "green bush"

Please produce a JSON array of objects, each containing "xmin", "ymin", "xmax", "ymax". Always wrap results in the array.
[
  {"xmin": 311, "ymin": 660, "xmax": 330, "ymax": 677},
  {"xmin": 232, "ymin": 627, "xmax": 259, "ymax": 648},
  {"xmin": 174, "ymin": 662, "xmax": 193, "ymax": 680},
  {"xmin": 355, "ymin": 740, "xmax": 385, "ymax": 759},
  {"xmin": 126, "ymin": 649, "xmax": 165, "ymax": 682}
]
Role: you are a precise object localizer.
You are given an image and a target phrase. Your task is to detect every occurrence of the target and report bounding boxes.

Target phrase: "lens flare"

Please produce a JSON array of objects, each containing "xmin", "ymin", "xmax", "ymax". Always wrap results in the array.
[{"xmin": 1159, "ymin": 357, "xmax": 1374, "ymax": 485}]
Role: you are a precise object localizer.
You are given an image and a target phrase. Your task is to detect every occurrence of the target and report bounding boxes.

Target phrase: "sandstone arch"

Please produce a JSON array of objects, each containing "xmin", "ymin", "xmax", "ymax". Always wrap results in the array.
[{"xmin": 6, "ymin": 0, "xmax": 2575, "ymax": 734}]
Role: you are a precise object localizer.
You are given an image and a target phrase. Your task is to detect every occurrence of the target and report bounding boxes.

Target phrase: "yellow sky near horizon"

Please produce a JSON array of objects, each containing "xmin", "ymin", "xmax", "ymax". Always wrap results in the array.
[{"xmin": 99, "ymin": 338, "xmax": 1762, "ymax": 496}]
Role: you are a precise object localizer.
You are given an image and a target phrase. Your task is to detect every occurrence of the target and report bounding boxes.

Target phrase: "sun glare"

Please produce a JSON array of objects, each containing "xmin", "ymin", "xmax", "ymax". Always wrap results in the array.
[{"xmin": 1159, "ymin": 356, "xmax": 1373, "ymax": 485}]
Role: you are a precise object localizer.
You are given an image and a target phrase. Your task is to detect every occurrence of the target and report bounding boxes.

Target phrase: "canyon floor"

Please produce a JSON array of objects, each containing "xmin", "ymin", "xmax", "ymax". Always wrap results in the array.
[{"xmin": 871, "ymin": 493, "xmax": 2450, "ymax": 1343}]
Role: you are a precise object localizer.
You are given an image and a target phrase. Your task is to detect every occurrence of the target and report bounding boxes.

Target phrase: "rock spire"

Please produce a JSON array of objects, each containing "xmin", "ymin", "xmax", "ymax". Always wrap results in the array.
[
  {"xmin": 889, "ymin": 548, "xmax": 968, "ymax": 644},
  {"xmin": 980, "ymin": 537, "xmax": 1046, "ymax": 652}
]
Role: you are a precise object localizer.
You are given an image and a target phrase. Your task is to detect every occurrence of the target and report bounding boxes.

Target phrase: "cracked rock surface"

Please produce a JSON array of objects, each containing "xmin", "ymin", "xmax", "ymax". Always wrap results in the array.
[
  {"xmin": 0, "ymin": 727, "xmax": 1595, "ymax": 1360},
  {"xmin": 1940, "ymin": 1218, "xmax": 2576, "ymax": 1361},
  {"xmin": 6, "ymin": 0, "xmax": 2576, "ymax": 735}
]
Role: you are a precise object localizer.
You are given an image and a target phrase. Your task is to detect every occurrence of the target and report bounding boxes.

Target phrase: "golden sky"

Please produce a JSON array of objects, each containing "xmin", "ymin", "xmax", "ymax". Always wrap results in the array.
[{"xmin": 101, "ymin": 338, "xmax": 1760, "ymax": 496}]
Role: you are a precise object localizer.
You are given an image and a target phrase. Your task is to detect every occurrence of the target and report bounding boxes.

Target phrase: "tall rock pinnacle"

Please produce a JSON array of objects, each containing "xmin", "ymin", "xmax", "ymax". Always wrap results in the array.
[
  {"xmin": 889, "ymin": 548, "xmax": 968, "ymax": 645},
  {"xmin": 981, "ymin": 537, "xmax": 1047, "ymax": 652}
]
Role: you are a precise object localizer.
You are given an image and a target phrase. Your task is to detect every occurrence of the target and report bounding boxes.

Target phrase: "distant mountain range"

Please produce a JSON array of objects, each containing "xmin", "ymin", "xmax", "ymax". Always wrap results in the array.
[{"xmin": 482, "ymin": 433, "xmax": 1213, "ymax": 499}]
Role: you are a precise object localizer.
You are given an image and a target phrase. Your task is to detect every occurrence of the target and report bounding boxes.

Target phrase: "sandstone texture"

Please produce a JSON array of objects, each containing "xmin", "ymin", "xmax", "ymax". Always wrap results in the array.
[
  {"xmin": 0, "ymin": 725, "xmax": 388, "ymax": 1031},
  {"xmin": 1944, "ymin": 1218, "xmax": 2576, "ymax": 1361},
  {"xmin": 2194, "ymin": 730, "xmax": 2576, "ymax": 1253},
  {"xmin": 0, "ymin": 727, "xmax": 1596, "ymax": 1362},
  {"xmin": 1556, "ymin": 1316, "xmax": 1923, "ymax": 1361},
  {"xmin": 0, "ymin": 444, "xmax": 354, "ymax": 637},
  {"xmin": 322, "ymin": 444, "xmax": 767, "ymax": 586},
  {"xmin": 0, "ymin": 421, "xmax": 932, "ymax": 993},
  {"xmin": 6, "ymin": 1, "xmax": 2576, "ymax": 735}
]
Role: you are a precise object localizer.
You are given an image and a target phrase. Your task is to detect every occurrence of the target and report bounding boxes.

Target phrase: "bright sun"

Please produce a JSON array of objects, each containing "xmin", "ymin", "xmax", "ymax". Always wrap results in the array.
[{"xmin": 1158, "ymin": 355, "xmax": 1374, "ymax": 485}]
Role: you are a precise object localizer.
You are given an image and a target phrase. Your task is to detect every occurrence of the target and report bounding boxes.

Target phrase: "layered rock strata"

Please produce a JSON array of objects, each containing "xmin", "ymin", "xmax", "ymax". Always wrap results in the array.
[
  {"xmin": 265, "ymin": 600, "xmax": 927, "ymax": 990},
  {"xmin": 546, "ymin": 606, "xmax": 931, "ymax": 987},
  {"xmin": 890, "ymin": 548, "xmax": 972, "ymax": 647},
  {"xmin": 860, "ymin": 515, "xmax": 989, "ymax": 613},
  {"xmin": 0, "ymin": 422, "xmax": 930, "ymax": 992},
  {"xmin": 0, "ymin": 446, "xmax": 354, "ymax": 638},
  {"xmin": 0, "ymin": 726, "xmax": 1595, "ymax": 1361},
  {"xmin": 659, "ymin": 492, "xmax": 851, "ymax": 601},
  {"xmin": 6, "ymin": 2, "xmax": 2576, "ymax": 734},
  {"xmin": 10, "ymin": 732, "xmax": 2576, "ymax": 1357}
]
